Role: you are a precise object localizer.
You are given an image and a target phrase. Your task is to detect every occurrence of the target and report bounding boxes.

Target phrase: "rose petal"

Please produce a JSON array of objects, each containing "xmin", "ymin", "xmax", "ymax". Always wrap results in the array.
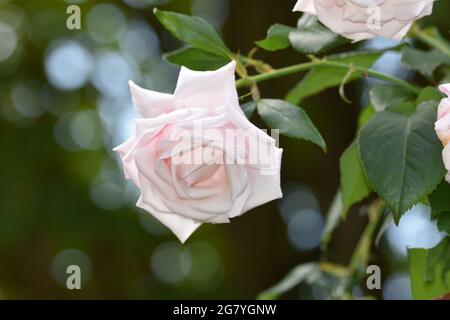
[
  {"xmin": 293, "ymin": 0, "xmax": 436, "ymax": 41},
  {"xmin": 115, "ymin": 61, "xmax": 284, "ymax": 242},
  {"xmin": 244, "ymin": 148, "xmax": 283, "ymax": 212},
  {"xmin": 293, "ymin": 0, "xmax": 317, "ymax": 13},
  {"xmin": 129, "ymin": 81, "xmax": 174, "ymax": 118},
  {"xmin": 173, "ymin": 61, "xmax": 241, "ymax": 113},
  {"xmin": 137, "ymin": 197, "xmax": 201, "ymax": 243},
  {"xmin": 439, "ymin": 83, "xmax": 450, "ymax": 97}
]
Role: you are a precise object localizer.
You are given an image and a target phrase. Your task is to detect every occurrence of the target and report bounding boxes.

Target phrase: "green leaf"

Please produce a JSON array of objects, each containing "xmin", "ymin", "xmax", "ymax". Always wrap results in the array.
[
  {"xmin": 437, "ymin": 212, "xmax": 450, "ymax": 233},
  {"xmin": 359, "ymin": 101, "xmax": 446, "ymax": 223},
  {"xmin": 369, "ymin": 85, "xmax": 413, "ymax": 112},
  {"xmin": 429, "ymin": 181, "xmax": 450, "ymax": 219},
  {"xmin": 289, "ymin": 20, "xmax": 349, "ymax": 54},
  {"xmin": 241, "ymin": 101, "xmax": 257, "ymax": 119},
  {"xmin": 340, "ymin": 142, "xmax": 372, "ymax": 218},
  {"xmin": 426, "ymin": 238, "xmax": 450, "ymax": 285},
  {"xmin": 388, "ymin": 101, "xmax": 416, "ymax": 115},
  {"xmin": 164, "ymin": 47, "xmax": 230, "ymax": 71},
  {"xmin": 401, "ymin": 47, "xmax": 450, "ymax": 78},
  {"xmin": 358, "ymin": 105, "xmax": 375, "ymax": 129},
  {"xmin": 286, "ymin": 51, "xmax": 382, "ymax": 104},
  {"xmin": 154, "ymin": 9, "xmax": 231, "ymax": 59},
  {"xmin": 416, "ymin": 86, "xmax": 443, "ymax": 105},
  {"xmin": 256, "ymin": 24, "xmax": 295, "ymax": 51},
  {"xmin": 408, "ymin": 237, "xmax": 450, "ymax": 300},
  {"xmin": 257, "ymin": 99, "xmax": 326, "ymax": 151},
  {"xmin": 258, "ymin": 263, "xmax": 321, "ymax": 300}
]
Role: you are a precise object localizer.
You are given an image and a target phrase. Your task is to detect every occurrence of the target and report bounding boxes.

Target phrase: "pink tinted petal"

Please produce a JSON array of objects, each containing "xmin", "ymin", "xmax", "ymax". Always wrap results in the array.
[
  {"xmin": 244, "ymin": 148, "xmax": 283, "ymax": 212},
  {"xmin": 114, "ymin": 61, "xmax": 285, "ymax": 242},
  {"xmin": 114, "ymin": 138, "xmax": 135, "ymax": 160},
  {"xmin": 385, "ymin": 22, "xmax": 414, "ymax": 41},
  {"xmin": 293, "ymin": 0, "xmax": 317, "ymax": 13},
  {"xmin": 295, "ymin": 0, "xmax": 436, "ymax": 41},
  {"xmin": 129, "ymin": 81, "xmax": 174, "ymax": 118},
  {"xmin": 440, "ymin": 83, "xmax": 450, "ymax": 97},
  {"xmin": 173, "ymin": 61, "xmax": 240, "ymax": 112},
  {"xmin": 443, "ymin": 145, "xmax": 450, "ymax": 172},
  {"xmin": 438, "ymin": 98, "xmax": 450, "ymax": 120},
  {"xmin": 137, "ymin": 197, "xmax": 201, "ymax": 243},
  {"xmin": 135, "ymin": 147, "xmax": 231, "ymax": 221},
  {"xmin": 436, "ymin": 115, "xmax": 450, "ymax": 146},
  {"xmin": 385, "ymin": 0, "xmax": 434, "ymax": 21}
]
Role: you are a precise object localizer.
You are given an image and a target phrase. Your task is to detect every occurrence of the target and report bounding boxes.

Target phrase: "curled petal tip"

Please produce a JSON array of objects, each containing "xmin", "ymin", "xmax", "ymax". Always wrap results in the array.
[{"xmin": 439, "ymin": 83, "xmax": 450, "ymax": 96}]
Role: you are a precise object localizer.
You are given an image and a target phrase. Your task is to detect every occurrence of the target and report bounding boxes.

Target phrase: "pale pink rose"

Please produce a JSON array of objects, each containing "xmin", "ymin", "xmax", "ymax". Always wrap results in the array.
[
  {"xmin": 114, "ymin": 61, "xmax": 283, "ymax": 243},
  {"xmin": 436, "ymin": 83, "xmax": 450, "ymax": 184},
  {"xmin": 293, "ymin": 0, "xmax": 436, "ymax": 41}
]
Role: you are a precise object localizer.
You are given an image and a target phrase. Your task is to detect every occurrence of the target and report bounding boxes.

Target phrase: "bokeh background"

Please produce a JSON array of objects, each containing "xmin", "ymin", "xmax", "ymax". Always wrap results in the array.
[{"xmin": 0, "ymin": 0, "xmax": 449, "ymax": 300}]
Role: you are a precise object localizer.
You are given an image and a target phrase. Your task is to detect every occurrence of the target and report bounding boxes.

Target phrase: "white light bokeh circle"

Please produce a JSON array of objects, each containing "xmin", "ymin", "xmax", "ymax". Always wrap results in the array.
[
  {"xmin": 119, "ymin": 22, "xmax": 160, "ymax": 64},
  {"xmin": 277, "ymin": 183, "xmax": 320, "ymax": 223},
  {"xmin": 45, "ymin": 40, "xmax": 93, "ymax": 90},
  {"xmin": 91, "ymin": 51, "xmax": 138, "ymax": 98},
  {"xmin": 382, "ymin": 273, "xmax": 412, "ymax": 300},
  {"xmin": 191, "ymin": 0, "xmax": 230, "ymax": 28},
  {"xmin": 69, "ymin": 110, "xmax": 103, "ymax": 150},
  {"xmin": 0, "ymin": 20, "xmax": 17, "ymax": 61},
  {"xmin": 151, "ymin": 242, "xmax": 191, "ymax": 285},
  {"xmin": 91, "ymin": 181, "xmax": 124, "ymax": 211},
  {"xmin": 186, "ymin": 241, "xmax": 223, "ymax": 291},
  {"xmin": 87, "ymin": 4, "xmax": 126, "ymax": 44},
  {"xmin": 288, "ymin": 209, "xmax": 325, "ymax": 251},
  {"xmin": 51, "ymin": 249, "xmax": 93, "ymax": 288},
  {"xmin": 139, "ymin": 212, "xmax": 170, "ymax": 237},
  {"xmin": 385, "ymin": 204, "xmax": 445, "ymax": 258},
  {"xmin": 11, "ymin": 83, "xmax": 44, "ymax": 118}
]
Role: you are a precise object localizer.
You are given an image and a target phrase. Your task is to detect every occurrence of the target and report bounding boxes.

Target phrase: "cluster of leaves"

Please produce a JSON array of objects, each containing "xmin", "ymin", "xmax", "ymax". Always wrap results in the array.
[
  {"xmin": 155, "ymin": 9, "xmax": 329, "ymax": 151},
  {"xmin": 153, "ymin": 8, "xmax": 450, "ymax": 299}
]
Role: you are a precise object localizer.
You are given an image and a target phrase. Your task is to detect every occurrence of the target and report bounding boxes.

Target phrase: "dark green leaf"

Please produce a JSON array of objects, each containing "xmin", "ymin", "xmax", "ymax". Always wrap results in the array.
[
  {"xmin": 358, "ymin": 105, "xmax": 375, "ymax": 129},
  {"xmin": 154, "ymin": 9, "xmax": 231, "ymax": 58},
  {"xmin": 257, "ymin": 99, "xmax": 326, "ymax": 151},
  {"xmin": 437, "ymin": 212, "xmax": 450, "ymax": 233},
  {"xmin": 286, "ymin": 51, "xmax": 382, "ymax": 104},
  {"xmin": 429, "ymin": 181, "xmax": 450, "ymax": 218},
  {"xmin": 164, "ymin": 47, "xmax": 230, "ymax": 71},
  {"xmin": 369, "ymin": 85, "xmax": 413, "ymax": 112},
  {"xmin": 401, "ymin": 47, "xmax": 450, "ymax": 78},
  {"xmin": 425, "ymin": 238, "xmax": 450, "ymax": 284},
  {"xmin": 388, "ymin": 101, "xmax": 416, "ymax": 115},
  {"xmin": 241, "ymin": 101, "xmax": 257, "ymax": 119},
  {"xmin": 359, "ymin": 101, "xmax": 446, "ymax": 223},
  {"xmin": 256, "ymin": 24, "xmax": 296, "ymax": 51},
  {"xmin": 340, "ymin": 142, "xmax": 371, "ymax": 218}
]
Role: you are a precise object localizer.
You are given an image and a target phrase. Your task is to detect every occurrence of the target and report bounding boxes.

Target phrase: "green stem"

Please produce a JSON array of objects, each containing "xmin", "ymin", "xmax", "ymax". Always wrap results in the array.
[
  {"xmin": 348, "ymin": 199, "xmax": 385, "ymax": 275},
  {"xmin": 236, "ymin": 60, "xmax": 420, "ymax": 94},
  {"xmin": 331, "ymin": 199, "xmax": 385, "ymax": 299},
  {"xmin": 237, "ymin": 54, "xmax": 273, "ymax": 73},
  {"xmin": 411, "ymin": 25, "xmax": 450, "ymax": 58}
]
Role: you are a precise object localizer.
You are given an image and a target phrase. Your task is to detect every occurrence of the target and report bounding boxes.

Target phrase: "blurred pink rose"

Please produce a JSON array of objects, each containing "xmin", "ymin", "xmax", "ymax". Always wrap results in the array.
[
  {"xmin": 436, "ymin": 84, "xmax": 450, "ymax": 184},
  {"xmin": 114, "ymin": 61, "xmax": 283, "ymax": 243},
  {"xmin": 293, "ymin": 0, "xmax": 436, "ymax": 41}
]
